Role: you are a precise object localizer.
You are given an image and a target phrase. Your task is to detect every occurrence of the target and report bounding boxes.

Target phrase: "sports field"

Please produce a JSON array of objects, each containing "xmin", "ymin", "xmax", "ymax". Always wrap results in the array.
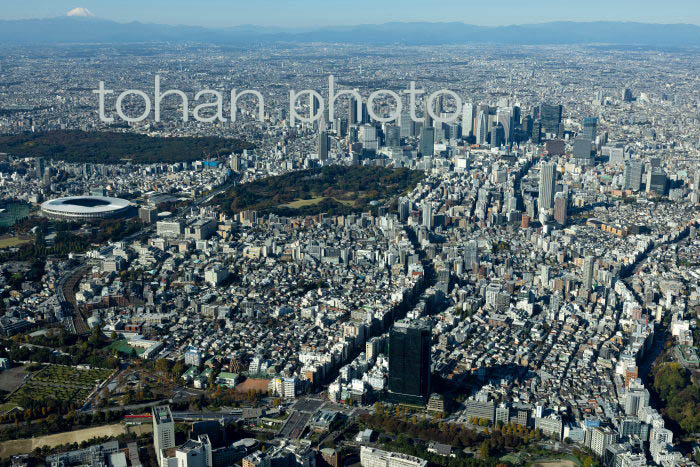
[
  {"xmin": 0, "ymin": 423, "xmax": 152, "ymax": 458},
  {"xmin": 531, "ymin": 460, "xmax": 579, "ymax": 467}
]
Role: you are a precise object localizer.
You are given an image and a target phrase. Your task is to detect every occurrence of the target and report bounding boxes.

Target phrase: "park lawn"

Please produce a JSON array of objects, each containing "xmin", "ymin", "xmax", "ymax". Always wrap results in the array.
[
  {"xmin": 281, "ymin": 197, "xmax": 356, "ymax": 209},
  {"xmin": 0, "ymin": 236, "xmax": 31, "ymax": 249}
]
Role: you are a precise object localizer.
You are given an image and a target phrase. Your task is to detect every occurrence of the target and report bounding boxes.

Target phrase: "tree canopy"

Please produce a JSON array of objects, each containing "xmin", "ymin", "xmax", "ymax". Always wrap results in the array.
[
  {"xmin": 214, "ymin": 165, "xmax": 424, "ymax": 216},
  {"xmin": 0, "ymin": 130, "xmax": 252, "ymax": 164},
  {"xmin": 652, "ymin": 362, "xmax": 700, "ymax": 433}
]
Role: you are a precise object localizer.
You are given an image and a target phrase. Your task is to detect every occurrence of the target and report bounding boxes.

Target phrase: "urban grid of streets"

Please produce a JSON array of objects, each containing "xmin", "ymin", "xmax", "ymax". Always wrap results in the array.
[{"xmin": 1, "ymin": 41, "xmax": 700, "ymax": 467}]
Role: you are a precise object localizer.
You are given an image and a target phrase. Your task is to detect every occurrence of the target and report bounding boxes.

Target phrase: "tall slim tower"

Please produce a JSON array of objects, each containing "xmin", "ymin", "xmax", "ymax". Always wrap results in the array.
[
  {"xmin": 475, "ymin": 111, "xmax": 488, "ymax": 145},
  {"xmin": 623, "ymin": 161, "xmax": 643, "ymax": 191},
  {"xmin": 318, "ymin": 131, "xmax": 329, "ymax": 161},
  {"xmin": 349, "ymin": 95, "xmax": 358, "ymax": 125},
  {"xmin": 153, "ymin": 405, "xmax": 175, "ymax": 463},
  {"xmin": 399, "ymin": 111, "xmax": 414, "ymax": 138},
  {"xmin": 35, "ymin": 157, "xmax": 45, "ymax": 178},
  {"xmin": 398, "ymin": 198, "xmax": 410, "ymax": 223},
  {"xmin": 554, "ymin": 192, "xmax": 568, "ymax": 226},
  {"xmin": 583, "ymin": 255, "xmax": 595, "ymax": 291},
  {"xmin": 419, "ymin": 126, "xmax": 435, "ymax": 157},
  {"xmin": 422, "ymin": 201, "xmax": 433, "ymax": 230},
  {"xmin": 310, "ymin": 94, "xmax": 321, "ymax": 123},
  {"xmin": 538, "ymin": 163, "xmax": 557, "ymax": 211},
  {"xmin": 423, "ymin": 100, "xmax": 434, "ymax": 129},
  {"xmin": 231, "ymin": 153, "xmax": 241, "ymax": 172},
  {"xmin": 388, "ymin": 320, "xmax": 432, "ymax": 404},
  {"xmin": 583, "ymin": 117, "xmax": 598, "ymax": 142},
  {"xmin": 462, "ymin": 103, "xmax": 475, "ymax": 138}
]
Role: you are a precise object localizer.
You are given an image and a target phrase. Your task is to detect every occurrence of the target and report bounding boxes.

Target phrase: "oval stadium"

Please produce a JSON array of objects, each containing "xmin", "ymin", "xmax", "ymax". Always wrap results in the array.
[{"xmin": 41, "ymin": 196, "xmax": 132, "ymax": 220}]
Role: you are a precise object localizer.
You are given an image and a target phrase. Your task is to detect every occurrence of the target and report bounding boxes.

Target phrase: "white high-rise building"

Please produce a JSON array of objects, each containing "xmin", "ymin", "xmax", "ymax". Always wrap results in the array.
[
  {"xmin": 624, "ymin": 381, "xmax": 650, "ymax": 415},
  {"xmin": 538, "ymin": 162, "xmax": 556, "ymax": 211},
  {"xmin": 462, "ymin": 103, "xmax": 475, "ymax": 137},
  {"xmin": 153, "ymin": 405, "xmax": 175, "ymax": 464},
  {"xmin": 590, "ymin": 426, "xmax": 618, "ymax": 457},
  {"xmin": 359, "ymin": 124, "xmax": 378, "ymax": 151},
  {"xmin": 583, "ymin": 255, "xmax": 595, "ymax": 291},
  {"xmin": 169, "ymin": 435, "xmax": 212, "ymax": 467},
  {"xmin": 422, "ymin": 202, "xmax": 433, "ymax": 230}
]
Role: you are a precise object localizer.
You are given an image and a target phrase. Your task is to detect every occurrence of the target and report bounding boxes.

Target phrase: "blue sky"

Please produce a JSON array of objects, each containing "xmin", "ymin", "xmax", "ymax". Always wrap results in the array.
[{"xmin": 2, "ymin": 0, "xmax": 699, "ymax": 27}]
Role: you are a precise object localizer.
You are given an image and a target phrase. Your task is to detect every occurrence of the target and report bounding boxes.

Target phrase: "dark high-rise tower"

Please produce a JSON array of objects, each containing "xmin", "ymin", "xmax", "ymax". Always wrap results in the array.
[
  {"xmin": 35, "ymin": 157, "xmax": 45, "ymax": 178},
  {"xmin": 318, "ymin": 131, "xmax": 329, "ymax": 161},
  {"xmin": 647, "ymin": 169, "xmax": 668, "ymax": 195},
  {"xmin": 531, "ymin": 119, "xmax": 542, "ymax": 143},
  {"xmin": 554, "ymin": 192, "xmax": 568, "ymax": 226},
  {"xmin": 622, "ymin": 88, "xmax": 634, "ymax": 102},
  {"xmin": 423, "ymin": 100, "xmax": 434, "ymax": 129},
  {"xmin": 349, "ymin": 96, "xmax": 358, "ymax": 125},
  {"xmin": 583, "ymin": 117, "xmax": 598, "ymax": 142},
  {"xmin": 573, "ymin": 138, "xmax": 594, "ymax": 166},
  {"xmin": 361, "ymin": 102, "xmax": 369, "ymax": 124},
  {"xmin": 419, "ymin": 126, "xmax": 435, "ymax": 157},
  {"xmin": 539, "ymin": 103, "xmax": 563, "ymax": 136},
  {"xmin": 398, "ymin": 197, "xmax": 410, "ymax": 222},
  {"xmin": 385, "ymin": 124, "xmax": 400, "ymax": 148},
  {"xmin": 623, "ymin": 161, "xmax": 643, "ymax": 191},
  {"xmin": 388, "ymin": 320, "xmax": 432, "ymax": 404},
  {"xmin": 310, "ymin": 94, "xmax": 320, "ymax": 117}
]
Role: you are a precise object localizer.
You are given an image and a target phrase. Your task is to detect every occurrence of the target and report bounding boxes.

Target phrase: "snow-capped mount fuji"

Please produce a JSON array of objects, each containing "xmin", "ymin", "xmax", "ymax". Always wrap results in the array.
[{"xmin": 66, "ymin": 7, "xmax": 96, "ymax": 18}]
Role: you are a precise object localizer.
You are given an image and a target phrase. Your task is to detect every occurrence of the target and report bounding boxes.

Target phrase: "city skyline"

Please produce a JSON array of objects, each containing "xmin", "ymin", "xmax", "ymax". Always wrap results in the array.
[{"xmin": 1, "ymin": 2, "xmax": 700, "ymax": 465}]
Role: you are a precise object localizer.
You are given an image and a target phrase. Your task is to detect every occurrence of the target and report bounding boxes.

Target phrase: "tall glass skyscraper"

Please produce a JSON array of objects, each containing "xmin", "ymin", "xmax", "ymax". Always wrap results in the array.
[
  {"xmin": 419, "ymin": 126, "xmax": 435, "ymax": 157},
  {"xmin": 583, "ymin": 117, "xmax": 598, "ymax": 142},
  {"xmin": 539, "ymin": 103, "xmax": 563, "ymax": 136},
  {"xmin": 388, "ymin": 320, "xmax": 432, "ymax": 404},
  {"xmin": 624, "ymin": 160, "xmax": 643, "ymax": 191}
]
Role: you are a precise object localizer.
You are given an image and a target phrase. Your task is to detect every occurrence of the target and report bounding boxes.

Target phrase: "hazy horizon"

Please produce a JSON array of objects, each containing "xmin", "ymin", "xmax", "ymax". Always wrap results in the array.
[{"xmin": 2, "ymin": 0, "xmax": 700, "ymax": 28}]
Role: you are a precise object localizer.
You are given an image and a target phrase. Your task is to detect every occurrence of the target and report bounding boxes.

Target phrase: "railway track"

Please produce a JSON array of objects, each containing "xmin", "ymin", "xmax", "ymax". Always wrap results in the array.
[{"xmin": 58, "ymin": 265, "xmax": 91, "ymax": 335}]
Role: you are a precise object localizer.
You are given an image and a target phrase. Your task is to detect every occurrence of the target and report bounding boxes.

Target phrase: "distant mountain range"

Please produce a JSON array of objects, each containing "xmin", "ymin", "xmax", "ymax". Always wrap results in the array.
[{"xmin": 0, "ymin": 17, "xmax": 699, "ymax": 46}]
